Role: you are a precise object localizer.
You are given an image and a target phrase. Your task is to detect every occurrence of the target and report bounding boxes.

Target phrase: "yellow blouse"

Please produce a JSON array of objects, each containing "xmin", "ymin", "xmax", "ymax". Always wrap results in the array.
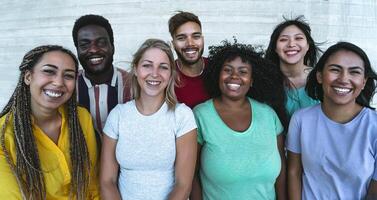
[{"xmin": 0, "ymin": 106, "xmax": 99, "ymax": 199}]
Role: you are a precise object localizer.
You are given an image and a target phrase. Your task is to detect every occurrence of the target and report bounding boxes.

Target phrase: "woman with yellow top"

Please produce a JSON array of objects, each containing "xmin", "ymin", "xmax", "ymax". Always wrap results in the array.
[{"xmin": 0, "ymin": 45, "xmax": 99, "ymax": 199}]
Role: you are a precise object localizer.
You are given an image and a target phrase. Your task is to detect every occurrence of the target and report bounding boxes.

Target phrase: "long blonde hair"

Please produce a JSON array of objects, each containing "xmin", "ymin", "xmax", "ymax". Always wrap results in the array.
[{"xmin": 130, "ymin": 38, "xmax": 177, "ymax": 110}]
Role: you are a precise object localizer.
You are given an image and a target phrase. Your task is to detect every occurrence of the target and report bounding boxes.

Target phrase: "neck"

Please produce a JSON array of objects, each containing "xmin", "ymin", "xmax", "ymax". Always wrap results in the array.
[
  {"xmin": 177, "ymin": 58, "xmax": 204, "ymax": 77},
  {"xmin": 31, "ymin": 104, "xmax": 61, "ymax": 127},
  {"xmin": 321, "ymin": 101, "xmax": 363, "ymax": 123},
  {"xmin": 280, "ymin": 61, "xmax": 309, "ymax": 88},
  {"xmin": 216, "ymin": 96, "xmax": 249, "ymax": 109},
  {"xmin": 136, "ymin": 94, "xmax": 165, "ymax": 115},
  {"xmin": 85, "ymin": 66, "xmax": 114, "ymax": 85}
]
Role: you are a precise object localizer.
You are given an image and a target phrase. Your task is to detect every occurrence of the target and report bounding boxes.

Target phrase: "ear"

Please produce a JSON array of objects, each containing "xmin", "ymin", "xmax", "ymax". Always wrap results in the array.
[
  {"xmin": 24, "ymin": 70, "xmax": 32, "ymax": 85},
  {"xmin": 316, "ymin": 71, "xmax": 323, "ymax": 84}
]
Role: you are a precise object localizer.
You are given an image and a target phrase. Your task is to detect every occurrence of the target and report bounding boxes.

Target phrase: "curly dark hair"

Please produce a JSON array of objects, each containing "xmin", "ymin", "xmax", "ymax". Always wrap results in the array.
[
  {"xmin": 72, "ymin": 14, "xmax": 114, "ymax": 48},
  {"xmin": 204, "ymin": 40, "xmax": 289, "ymax": 131},
  {"xmin": 306, "ymin": 41, "xmax": 377, "ymax": 109}
]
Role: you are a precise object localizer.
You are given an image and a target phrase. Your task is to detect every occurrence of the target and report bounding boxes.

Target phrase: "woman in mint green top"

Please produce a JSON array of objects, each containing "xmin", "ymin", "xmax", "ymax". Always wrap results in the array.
[
  {"xmin": 265, "ymin": 16, "xmax": 321, "ymax": 117},
  {"xmin": 190, "ymin": 40, "xmax": 288, "ymax": 200}
]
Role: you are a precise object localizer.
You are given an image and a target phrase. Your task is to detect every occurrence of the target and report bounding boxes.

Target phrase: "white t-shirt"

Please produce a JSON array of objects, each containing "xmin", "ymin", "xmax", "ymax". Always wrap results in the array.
[{"xmin": 103, "ymin": 100, "xmax": 197, "ymax": 200}]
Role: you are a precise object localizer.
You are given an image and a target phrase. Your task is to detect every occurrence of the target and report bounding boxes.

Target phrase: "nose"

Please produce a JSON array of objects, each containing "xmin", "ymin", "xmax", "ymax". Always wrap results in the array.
[
  {"xmin": 87, "ymin": 42, "xmax": 100, "ymax": 53},
  {"xmin": 151, "ymin": 66, "xmax": 158, "ymax": 77},
  {"xmin": 53, "ymin": 75, "xmax": 64, "ymax": 86},
  {"xmin": 186, "ymin": 37, "xmax": 194, "ymax": 46},
  {"xmin": 288, "ymin": 39, "xmax": 295, "ymax": 47},
  {"xmin": 338, "ymin": 71, "xmax": 350, "ymax": 83}
]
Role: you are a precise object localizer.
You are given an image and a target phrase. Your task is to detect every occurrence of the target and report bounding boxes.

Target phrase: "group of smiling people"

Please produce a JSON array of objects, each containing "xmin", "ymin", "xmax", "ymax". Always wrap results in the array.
[{"xmin": 0, "ymin": 10, "xmax": 377, "ymax": 200}]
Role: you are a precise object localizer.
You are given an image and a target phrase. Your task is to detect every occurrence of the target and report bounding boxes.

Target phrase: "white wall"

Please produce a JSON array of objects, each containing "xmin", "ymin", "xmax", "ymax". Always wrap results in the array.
[{"xmin": 1, "ymin": 0, "xmax": 376, "ymax": 108}]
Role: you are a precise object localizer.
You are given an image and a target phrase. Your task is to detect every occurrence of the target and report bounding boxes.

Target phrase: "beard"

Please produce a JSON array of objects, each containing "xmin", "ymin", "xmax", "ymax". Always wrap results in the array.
[{"xmin": 175, "ymin": 48, "xmax": 204, "ymax": 66}]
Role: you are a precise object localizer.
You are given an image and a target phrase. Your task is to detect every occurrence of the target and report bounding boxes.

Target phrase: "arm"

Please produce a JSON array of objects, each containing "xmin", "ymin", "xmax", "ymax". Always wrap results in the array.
[
  {"xmin": 168, "ymin": 129, "xmax": 197, "ymax": 200},
  {"xmin": 366, "ymin": 180, "xmax": 377, "ymax": 200},
  {"xmin": 275, "ymin": 134, "xmax": 287, "ymax": 200},
  {"xmin": 100, "ymin": 134, "xmax": 121, "ymax": 200},
  {"xmin": 287, "ymin": 151, "xmax": 302, "ymax": 200},
  {"xmin": 189, "ymin": 144, "xmax": 202, "ymax": 200}
]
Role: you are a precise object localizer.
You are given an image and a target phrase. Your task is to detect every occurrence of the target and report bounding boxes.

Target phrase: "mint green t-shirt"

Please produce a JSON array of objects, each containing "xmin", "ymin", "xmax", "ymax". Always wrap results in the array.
[
  {"xmin": 285, "ymin": 87, "xmax": 319, "ymax": 117},
  {"xmin": 194, "ymin": 98, "xmax": 283, "ymax": 200}
]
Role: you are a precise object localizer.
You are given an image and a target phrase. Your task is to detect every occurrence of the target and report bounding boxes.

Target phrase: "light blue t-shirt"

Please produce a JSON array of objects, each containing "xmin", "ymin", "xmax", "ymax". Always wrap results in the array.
[
  {"xmin": 286, "ymin": 104, "xmax": 377, "ymax": 200},
  {"xmin": 285, "ymin": 87, "xmax": 319, "ymax": 117},
  {"xmin": 194, "ymin": 98, "xmax": 283, "ymax": 200},
  {"xmin": 103, "ymin": 100, "xmax": 197, "ymax": 200}
]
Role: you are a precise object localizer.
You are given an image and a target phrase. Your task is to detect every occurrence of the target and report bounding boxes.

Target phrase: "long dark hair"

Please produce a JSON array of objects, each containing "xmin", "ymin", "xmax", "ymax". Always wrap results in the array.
[
  {"xmin": 0, "ymin": 45, "xmax": 91, "ymax": 199},
  {"xmin": 306, "ymin": 42, "xmax": 377, "ymax": 109}
]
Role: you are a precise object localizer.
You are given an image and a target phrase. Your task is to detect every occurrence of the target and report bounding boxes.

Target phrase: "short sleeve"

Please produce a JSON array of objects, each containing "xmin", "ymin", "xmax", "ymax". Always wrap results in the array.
[
  {"xmin": 286, "ymin": 111, "xmax": 302, "ymax": 153},
  {"xmin": 103, "ymin": 105, "xmax": 121, "ymax": 140},
  {"xmin": 175, "ymin": 104, "xmax": 197, "ymax": 138},
  {"xmin": 271, "ymin": 108, "xmax": 284, "ymax": 136},
  {"xmin": 193, "ymin": 106, "xmax": 204, "ymax": 145}
]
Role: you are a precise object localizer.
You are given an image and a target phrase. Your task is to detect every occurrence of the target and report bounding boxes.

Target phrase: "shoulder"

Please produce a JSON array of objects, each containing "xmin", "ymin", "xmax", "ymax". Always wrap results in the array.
[
  {"xmin": 174, "ymin": 103, "xmax": 194, "ymax": 115},
  {"xmin": 193, "ymin": 99, "xmax": 212, "ymax": 113},
  {"xmin": 249, "ymin": 98, "xmax": 276, "ymax": 115}
]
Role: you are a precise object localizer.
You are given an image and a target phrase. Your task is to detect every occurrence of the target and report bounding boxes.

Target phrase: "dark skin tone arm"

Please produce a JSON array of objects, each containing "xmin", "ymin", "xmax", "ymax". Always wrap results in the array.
[
  {"xmin": 275, "ymin": 134, "xmax": 287, "ymax": 200},
  {"xmin": 366, "ymin": 180, "xmax": 377, "ymax": 200}
]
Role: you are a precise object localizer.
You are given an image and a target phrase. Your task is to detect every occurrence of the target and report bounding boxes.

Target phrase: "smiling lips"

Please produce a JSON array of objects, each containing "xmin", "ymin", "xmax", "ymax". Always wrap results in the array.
[
  {"xmin": 88, "ymin": 56, "xmax": 104, "ymax": 65},
  {"xmin": 285, "ymin": 50, "xmax": 300, "ymax": 56},
  {"xmin": 183, "ymin": 48, "xmax": 198, "ymax": 58},
  {"xmin": 227, "ymin": 83, "xmax": 241, "ymax": 90},
  {"xmin": 333, "ymin": 87, "xmax": 352, "ymax": 95},
  {"xmin": 146, "ymin": 80, "xmax": 161, "ymax": 86},
  {"xmin": 44, "ymin": 89, "xmax": 63, "ymax": 98}
]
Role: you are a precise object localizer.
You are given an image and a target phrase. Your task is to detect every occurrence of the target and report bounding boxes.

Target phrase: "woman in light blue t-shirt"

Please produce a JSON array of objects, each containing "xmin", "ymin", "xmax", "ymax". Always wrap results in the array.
[
  {"xmin": 191, "ymin": 40, "xmax": 288, "ymax": 200},
  {"xmin": 265, "ymin": 16, "xmax": 321, "ymax": 117},
  {"xmin": 287, "ymin": 42, "xmax": 377, "ymax": 199}
]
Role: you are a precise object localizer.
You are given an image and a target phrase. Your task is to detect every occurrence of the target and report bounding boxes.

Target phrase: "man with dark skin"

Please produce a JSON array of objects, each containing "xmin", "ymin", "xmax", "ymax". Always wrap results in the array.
[
  {"xmin": 72, "ymin": 14, "xmax": 130, "ymax": 134},
  {"xmin": 169, "ymin": 11, "xmax": 210, "ymax": 108}
]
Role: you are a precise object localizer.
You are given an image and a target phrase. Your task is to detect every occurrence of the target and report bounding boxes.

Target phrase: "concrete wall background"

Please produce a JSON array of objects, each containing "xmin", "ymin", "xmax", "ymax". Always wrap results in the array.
[{"xmin": 1, "ymin": 0, "xmax": 376, "ymax": 108}]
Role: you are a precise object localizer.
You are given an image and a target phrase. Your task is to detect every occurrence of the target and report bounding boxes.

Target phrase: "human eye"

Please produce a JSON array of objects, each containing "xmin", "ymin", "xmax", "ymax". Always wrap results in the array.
[
  {"xmin": 42, "ymin": 68, "xmax": 56, "ymax": 75},
  {"xmin": 278, "ymin": 37, "xmax": 288, "ymax": 42},
  {"xmin": 97, "ymin": 38, "xmax": 108, "ymax": 47},
  {"xmin": 193, "ymin": 34, "xmax": 202, "ymax": 40},
  {"xmin": 160, "ymin": 64, "xmax": 170, "ymax": 70},
  {"xmin": 64, "ymin": 73, "xmax": 76, "ymax": 80},
  {"xmin": 175, "ymin": 35, "xmax": 186, "ymax": 41},
  {"xmin": 223, "ymin": 66, "xmax": 232, "ymax": 73},
  {"xmin": 329, "ymin": 67, "xmax": 340, "ymax": 73},
  {"xmin": 78, "ymin": 41, "xmax": 90, "ymax": 50},
  {"xmin": 142, "ymin": 63, "xmax": 152, "ymax": 68},
  {"xmin": 350, "ymin": 69, "xmax": 362, "ymax": 75}
]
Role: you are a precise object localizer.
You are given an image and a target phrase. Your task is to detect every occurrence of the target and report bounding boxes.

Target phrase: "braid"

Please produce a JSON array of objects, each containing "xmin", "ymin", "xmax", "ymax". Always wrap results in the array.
[
  {"xmin": 0, "ymin": 45, "xmax": 91, "ymax": 199},
  {"xmin": 67, "ymin": 94, "xmax": 90, "ymax": 200}
]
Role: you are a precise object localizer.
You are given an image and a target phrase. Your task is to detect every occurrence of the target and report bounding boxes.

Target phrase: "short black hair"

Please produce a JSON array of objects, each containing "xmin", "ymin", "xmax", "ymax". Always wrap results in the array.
[
  {"xmin": 306, "ymin": 41, "xmax": 377, "ymax": 109},
  {"xmin": 204, "ymin": 39, "xmax": 289, "ymax": 131},
  {"xmin": 72, "ymin": 14, "xmax": 114, "ymax": 48},
  {"xmin": 168, "ymin": 11, "xmax": 201, "ymax": 37}
]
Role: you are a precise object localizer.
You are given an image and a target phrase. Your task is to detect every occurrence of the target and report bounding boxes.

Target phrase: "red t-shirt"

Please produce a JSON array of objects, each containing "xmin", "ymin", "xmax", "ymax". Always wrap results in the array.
[{"xmin": 174, "ymin": 58, "xmax": 211, "ymax": 109}]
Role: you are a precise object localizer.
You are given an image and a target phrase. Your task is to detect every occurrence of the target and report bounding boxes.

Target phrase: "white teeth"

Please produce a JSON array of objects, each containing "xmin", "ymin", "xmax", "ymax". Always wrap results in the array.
[
  {"xmin": 89, "ymin": 57, "xmax": 104, "ymax": 64},
  {"xmin": 146, "ymin": 80, "xmax": 160, "ymax": 86},
  {"xmin": 333, "ymin": 87, "xmax": 351, "ymax": 94},
  {"xmin": 286, "ymin": 50, "xmax": 298, "ymax": 55},
  {"xmin": 44, "ymin": 90, "xmax": 63, "ymax": 98},
  {"xmin": 227, "ymin": 83, "xmax": 240, "ymax": 90}
]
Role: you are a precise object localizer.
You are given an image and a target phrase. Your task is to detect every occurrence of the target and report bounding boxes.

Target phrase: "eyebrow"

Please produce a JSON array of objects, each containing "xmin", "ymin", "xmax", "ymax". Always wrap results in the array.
[
  {"xmin": 279, "ymin": 33, "xmax": 305, "ymax": 37},
  {"xmin": 43, "ymin": 64, "xmax": 76, "ymax": 73},
  {"xmin": 328, "ymin": 64, "xmax": 364, "ymax": 71},
  {"xmin": 175, "ymin": 31, "xmax": 202, "ymax": 37}
]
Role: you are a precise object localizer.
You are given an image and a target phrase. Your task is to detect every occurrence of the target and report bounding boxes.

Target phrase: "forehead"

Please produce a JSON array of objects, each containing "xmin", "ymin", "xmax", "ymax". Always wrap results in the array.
[
  {"xmin": 279, "ymin": 25, "xmax": 305, "ymax": 36},
  {"xmin": 224, "ymin": 56, "xmax": 252, "ymax": 69},
  {"xmin": 140, "ymin": 48, "xmax": 169, "ymax": 63},
  {"xmin": 77, "ymin": 24, "xmax": 110, "ymax": 40},
  {"xmin": 36, "ymin": 51, "xmax": 76, "ymax": 70},
  {"xmin": 174, "ymin": 21, "xmax": 202, "ymax": 36},
  {"xmin": 325, "ymin": 50, "xmax": 364, "ymax": 68}
]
